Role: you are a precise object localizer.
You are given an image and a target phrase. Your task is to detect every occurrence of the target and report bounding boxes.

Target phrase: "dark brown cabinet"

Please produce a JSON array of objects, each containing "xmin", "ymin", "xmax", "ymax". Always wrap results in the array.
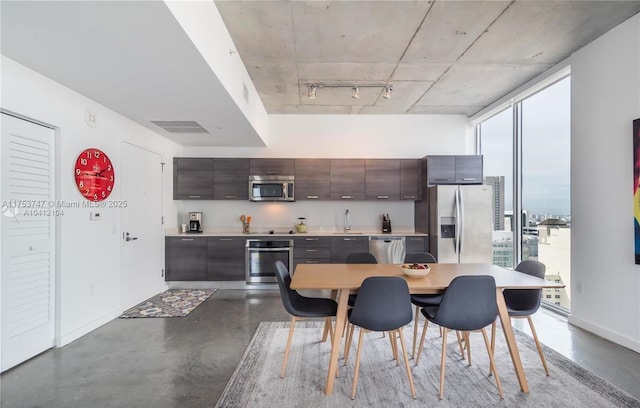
[
  {"xmin": 293, "ymin": 236, "xmax": 331, "ymax": 270},
  {"xmin": 295, "ymin": 159, "xmax": 331, "ymax": 200},
  {"xmin": 330, "ymin": 159, "xmax": 365, "ymax": 200},
  {"xmin": 207, "ymin": 237, "xmax": 246, "ymax": 281},
  {"xmin": 330, "ymin": 236, "xmax": 369, "ymax": 263},
  {"xmin": 365, "ymin": 159, "xmax": 400, "ymax": 200},
  {"xmin": 400, "ymin": 159, "xmax": 421, "ymax": 200},
  {"xmin": 173, "ymin": 158, "xmax": 214, "ymax": 199},
  {"xmin": 426, "ymin": 155, "xmax": 483, "ymax": 185},
  {"xmin": 405, "ymin": 236, "xmax": 429, "ymax": 255},
  {"xmin": 213, "ymin": 158, "xmax": 249, "ymax": 200},
  {"xmin": 249, "ymin": 158, "xmax": 294, "ymax": 175},
  {"xmin": 165, "ymin": 237, "xmax": 208, "ymax": 281}
]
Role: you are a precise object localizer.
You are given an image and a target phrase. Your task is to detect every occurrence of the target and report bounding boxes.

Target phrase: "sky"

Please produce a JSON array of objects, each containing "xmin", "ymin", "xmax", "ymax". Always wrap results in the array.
[{"xmin": 480, "ymin": 77, "xmax": 571, "ymax": 216}]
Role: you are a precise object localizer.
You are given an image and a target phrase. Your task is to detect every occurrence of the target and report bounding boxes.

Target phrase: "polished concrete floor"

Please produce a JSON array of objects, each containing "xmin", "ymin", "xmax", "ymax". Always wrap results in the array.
[{"xmin": 1, "ymin": 289, "xmax": 639, "ymax": 407}]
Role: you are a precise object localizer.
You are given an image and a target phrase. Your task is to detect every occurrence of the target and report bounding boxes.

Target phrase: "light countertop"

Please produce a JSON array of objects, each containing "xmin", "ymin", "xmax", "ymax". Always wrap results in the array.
[{"xmin": 165, "ymin": 228, "xmax": 427, "ymax": 238}]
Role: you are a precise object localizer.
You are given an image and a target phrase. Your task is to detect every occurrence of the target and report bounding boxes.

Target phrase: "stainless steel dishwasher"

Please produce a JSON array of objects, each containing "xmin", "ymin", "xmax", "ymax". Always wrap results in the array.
[{"xmin": 369, "ymin": 236, "xmax": 406, "ymax": 264}]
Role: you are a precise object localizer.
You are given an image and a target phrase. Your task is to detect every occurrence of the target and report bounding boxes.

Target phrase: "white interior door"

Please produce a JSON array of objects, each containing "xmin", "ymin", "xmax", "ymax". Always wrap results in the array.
[
  {"xmin": 1, "ymin": 113, "xmax": 56, "ymax": 372},
  {"xmin": 121, "ymin": 142, "xmax": 164, "ymax": 310}
]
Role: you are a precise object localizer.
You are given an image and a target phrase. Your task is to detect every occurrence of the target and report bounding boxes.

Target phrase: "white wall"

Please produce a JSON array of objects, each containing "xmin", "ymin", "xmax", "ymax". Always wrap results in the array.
[
  {"xmin": 570, "ymin": 14, "xmax": 640, "ymax": 352},
  {"xmin": 1, "ymin": 56, "xmax": 182, "ymax": 346},
  {"xmin": 179, "ymin": 114, "xmax": 471, "ymax": 233}
]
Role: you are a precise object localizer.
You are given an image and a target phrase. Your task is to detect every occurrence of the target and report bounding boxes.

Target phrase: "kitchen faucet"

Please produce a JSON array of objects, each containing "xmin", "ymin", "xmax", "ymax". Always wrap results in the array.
[{"xmin": 344, "ymin": 209, "xmax": 351, "ymax": 232}]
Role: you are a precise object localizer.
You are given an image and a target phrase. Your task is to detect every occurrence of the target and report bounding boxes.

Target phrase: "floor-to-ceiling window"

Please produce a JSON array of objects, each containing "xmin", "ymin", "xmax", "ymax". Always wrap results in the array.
[{"xmin": 478, "ymin": 75, "xmax": 571, "ymax": 313}]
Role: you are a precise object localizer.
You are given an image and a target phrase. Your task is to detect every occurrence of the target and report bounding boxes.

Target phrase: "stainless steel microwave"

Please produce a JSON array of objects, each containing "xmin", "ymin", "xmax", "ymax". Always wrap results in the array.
[{"xmin": 249, "ymin": 175, "xmax": 295, "ymax": 202}]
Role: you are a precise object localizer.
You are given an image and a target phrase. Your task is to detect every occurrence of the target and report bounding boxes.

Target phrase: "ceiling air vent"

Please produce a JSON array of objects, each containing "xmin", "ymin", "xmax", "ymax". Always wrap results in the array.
[{"xmin": 150, "ymin": 120, "xmax": 209, "ymax": 134}]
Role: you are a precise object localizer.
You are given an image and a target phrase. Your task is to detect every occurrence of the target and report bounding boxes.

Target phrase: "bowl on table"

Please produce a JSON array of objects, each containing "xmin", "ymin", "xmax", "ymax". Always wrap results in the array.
[{"xmin": 400, "ymin": 263, "xmax": 431, "ymax": 278}]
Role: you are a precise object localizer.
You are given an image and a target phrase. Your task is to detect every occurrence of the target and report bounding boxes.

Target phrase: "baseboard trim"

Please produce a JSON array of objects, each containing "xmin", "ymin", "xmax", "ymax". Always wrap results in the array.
[
  {"xmin": 167, "ymin": 281, "xmax": 277, "ymax": 290},
  {"xmin": 568, "ymin": 315, "xmax": 640, "ymax": 353},
  {"xmin": 58, "ymin": 309, "xmax": 121, "ymax": 347}
]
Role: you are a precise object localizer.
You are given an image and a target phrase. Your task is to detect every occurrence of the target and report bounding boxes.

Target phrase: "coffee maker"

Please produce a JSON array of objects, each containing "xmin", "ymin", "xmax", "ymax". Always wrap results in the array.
[{"xmin": 188, "ymin": 212, "xmax": 203, "ymax": 233}]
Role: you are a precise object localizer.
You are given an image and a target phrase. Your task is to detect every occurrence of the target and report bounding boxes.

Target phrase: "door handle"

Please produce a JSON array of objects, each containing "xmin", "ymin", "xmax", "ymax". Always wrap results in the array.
[{"xmin": 124, "ymin": 232, "xmax": 138, "ymax": 242}]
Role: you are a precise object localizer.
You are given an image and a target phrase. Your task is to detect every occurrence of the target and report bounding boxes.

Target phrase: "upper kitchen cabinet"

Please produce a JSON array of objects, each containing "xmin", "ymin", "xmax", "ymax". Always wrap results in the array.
[
  {"xmin": 330, "ymin": 159, "xmax": 366, "ymax": 200},
  {"xmin": 249, "ymin": 158, "xmax": 294, "ymax": 176},
  {"xmin": 426, "ymin": 155, "xmax": 483, "ymax": 185},
  {"xmin": 400, "ymin": 159, "xmax": 422, "ymax": 200},
  {"xmin": 173, "ymin": 158, "xmax": 214, "ymax": 200},
  {"xmin": 295, "ymin": 159, "xmax": 331, "ymax": 200},
  {"xmin": 365, "ymin": 159, "xmax": 400, "ymax": 200},
  {"xmin": 213, "ymin": 158, "xmax": 249, "ymax": 200}
]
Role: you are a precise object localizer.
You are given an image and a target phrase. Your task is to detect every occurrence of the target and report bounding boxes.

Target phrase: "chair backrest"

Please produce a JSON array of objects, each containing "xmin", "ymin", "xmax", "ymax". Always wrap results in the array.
[
  {"xmin": 349, "ymin": 276, "xmax": 413, "ymax": 331},
  {"xmin": 346, "ymin": 252, "xmax": 378, "ymax": 264},
  {"xmin": 404, "ymin": 252, "xmax": 436, "ymax": 264},
  {"xmin": 274, "ymin": 260, "xmax": 303, "ymax": 316},
  {"xmin": 431, "ymin": 275, "xmax": 497, "ymax": 331},
  {"xmin": 504, "ymin": 260, "xmax": 546, "ymax": 312}
]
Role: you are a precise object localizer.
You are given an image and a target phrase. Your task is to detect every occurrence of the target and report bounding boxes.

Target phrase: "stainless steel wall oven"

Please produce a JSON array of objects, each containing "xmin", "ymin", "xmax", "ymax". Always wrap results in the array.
[{"xmin": 245, "ymin": 239, "xmax": 293, "ymax": 283}]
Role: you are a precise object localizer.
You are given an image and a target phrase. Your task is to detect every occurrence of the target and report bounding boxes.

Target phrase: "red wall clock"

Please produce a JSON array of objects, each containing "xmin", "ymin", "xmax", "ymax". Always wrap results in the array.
[{"xmin": 74, "ymin": 148, "xmax": 115, "ymax": 201}]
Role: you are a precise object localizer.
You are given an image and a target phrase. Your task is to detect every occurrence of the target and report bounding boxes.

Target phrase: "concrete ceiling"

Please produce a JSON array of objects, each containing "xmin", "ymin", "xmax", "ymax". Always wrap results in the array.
[
  {"xmin": 216, "ymin": 0, "xmax": 640, "ymax": 116},
  {"xmin": 2, "ymin": 1, "xmax": 640, "ymax": 147}
]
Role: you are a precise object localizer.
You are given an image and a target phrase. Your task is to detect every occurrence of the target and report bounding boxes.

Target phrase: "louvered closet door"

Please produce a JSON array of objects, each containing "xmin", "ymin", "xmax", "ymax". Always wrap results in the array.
[{"xmin": 1, "ymin": 113, "xmax": 56, "ymax": 372}]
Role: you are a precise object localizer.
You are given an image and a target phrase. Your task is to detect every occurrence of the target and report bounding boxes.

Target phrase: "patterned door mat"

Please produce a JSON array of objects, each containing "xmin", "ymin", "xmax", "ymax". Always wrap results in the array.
[{"xmin": 120, "ymin": 289, "xmax": 217, "ymax": 318}]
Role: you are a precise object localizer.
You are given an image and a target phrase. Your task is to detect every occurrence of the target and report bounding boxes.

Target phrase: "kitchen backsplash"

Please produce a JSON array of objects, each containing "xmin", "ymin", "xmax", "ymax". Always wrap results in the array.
[{"xmin": 178, "ymin": 200, "xmax": 415, "ymax": 233}]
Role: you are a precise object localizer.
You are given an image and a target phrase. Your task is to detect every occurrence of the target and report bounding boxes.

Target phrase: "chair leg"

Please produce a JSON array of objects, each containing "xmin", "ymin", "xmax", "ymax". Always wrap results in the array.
[
  {"xmin": 415, "ymin": 319, "xmax": 430, "ymax": 365},
  {"xmin": 412, "ymin": 305, "xmax": 420, "ymax": 358},
  {"xmin": 351, "ymin": 328, "xmax": 367, "ymax": 400},
  {"xmin": 455, "ymin": 330, "xmax": 466, "ymax": 360},
  {"xmin": 527, "ymin": 316, "xmax": 550, "ymax": 376},
  {"xmin": 397, "ymin": 327, "xmax": 416, "ymax": 399},
  {"xmin": 465, "ymin": 331, "xmax": 472, "ymax": 366},
  {"xmin": 480, "ymin": 327, "xmax": 504, "ymax": 399},
  {"xmin": 489, "ymin": 320, "xmax": 497, "ymax": 375},
  {"xmin": 344, "ymin": 323, "xmax": 355, "ymax": 366},
  {"xmin": 439, "ymin": 327, "xmax": 448, "ymax": 400},
  {"xmin": 281, "ymin": 316, "xmax": 297, "ymax": 378},
  {"xmin": 389, "ymin": 331, "xmax": 399, "ymax": 365},
  {"xmin": 321, "ymin": 317, "xmax": 331, "ymax": 343}
]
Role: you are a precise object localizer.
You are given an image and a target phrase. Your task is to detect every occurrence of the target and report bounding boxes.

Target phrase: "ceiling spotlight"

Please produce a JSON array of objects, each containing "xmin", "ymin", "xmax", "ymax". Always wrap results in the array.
[
  {"xmin": 308, "ymin": 85, "xmax": 317, "ymax": 99},
  {"xmin": 383, "ymin": 86, "xmax": 392, "ymax": 99},
  {"xmin": 352, "ymin": 86, "xmax": 360, "ymax": 99}
]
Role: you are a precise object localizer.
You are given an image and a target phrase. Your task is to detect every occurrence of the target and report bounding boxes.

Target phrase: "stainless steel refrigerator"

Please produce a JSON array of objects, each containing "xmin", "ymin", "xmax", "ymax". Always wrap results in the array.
[{"xmin": 429, "ymin": 184, "xmax": 493, "ymax": 263}]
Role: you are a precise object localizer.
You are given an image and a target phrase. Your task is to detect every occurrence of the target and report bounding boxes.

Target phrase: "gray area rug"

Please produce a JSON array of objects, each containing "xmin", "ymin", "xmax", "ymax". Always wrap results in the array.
[
  {"xmin": 216, "ymin": 321, "xmax": 640, "ymax": 407},
  {"xmin": 120, "ymin": 289, "xmax": 216, "ymax": 318}
]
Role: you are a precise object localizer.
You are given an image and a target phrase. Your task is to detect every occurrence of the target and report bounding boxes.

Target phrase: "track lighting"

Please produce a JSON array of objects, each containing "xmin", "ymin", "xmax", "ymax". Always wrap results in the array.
[
  {"xmin": 305, "ymin": 83, "xmax": 393, "ymax": 100},
  {"xmin": 308, "ymin": 85, "xmax": 317, "ymax": 99},
  {"xmin": 383, "ymin": 86, "xmax": 392, "ymax": 99}
]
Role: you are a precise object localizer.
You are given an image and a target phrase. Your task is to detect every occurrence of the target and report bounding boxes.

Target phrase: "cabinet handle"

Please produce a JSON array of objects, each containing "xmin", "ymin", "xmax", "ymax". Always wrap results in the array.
[
  {"xmin": 305, "ymin": 260, "xmax": 319, "ymax": 264},
  {"xmin": 225, "ymin": 195, "xmax": 237, "ymax": 199},
  {"xmin": 377, "ymin": 195, "xmax": 389, "ymax": 199},
  {"xmin": 305, "ymin": 249, "xmax": 319, "ymax": 252},
  {"xmin": 433, "ymin": 179, "xmax": 448, "ymax": 182},
  {"xmin": 220, "ymin": 238, "xmax": 233, "ymax": 241},
  {"xmin": 462, "ymin": 178, "xmax": 477, "ymax": 181},
  {"xmin": 341, "ymin": 195, "xmax": 353, "ymax": 199},
  {"xmin": 306, "ymin": 195, "xmax": 319, "ymax": 199},
  {"xmin": 403, "ymin": 195, "xmax": 416, "ymax": 199},
  {"xmin": 305, "ymin": 238, "xmax": 319, "ymax": 241},
  {"xmin": 188, "ymin": 195, "xmax": 201, "ymax": 198},
  {"xmin": 180, "ymin": 238, "xmax": 195, "ymax": 241},
  {"xmin": 343, "ymin": 238, "xmax": 355, "ymax": 241}
]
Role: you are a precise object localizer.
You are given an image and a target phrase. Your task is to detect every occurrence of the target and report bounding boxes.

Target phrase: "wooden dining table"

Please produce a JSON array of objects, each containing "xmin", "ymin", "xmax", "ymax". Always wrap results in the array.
[{"xmin": 290, "ymin": 262, "xmax": 565, "ymax": 396}]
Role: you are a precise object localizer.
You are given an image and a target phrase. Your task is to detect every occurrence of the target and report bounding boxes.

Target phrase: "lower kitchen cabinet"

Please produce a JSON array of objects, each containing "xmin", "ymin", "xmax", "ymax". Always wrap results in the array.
[
  {"xmin": 330, "ymin": 236, "xmax": 369, "ymax": 263},
  {"xmin": 208, "ymin": 237, "xmax": 246, "ymax": 281},
  {"xmin": 405, "ymin": 236, "xmax": 429, "ymax": 255},
  {"xmin": 293, "ymin": 236, "xmax": 331, "ymax": 270},
  {"xmin": 166, "ymin": 237, "xmax": 208, "ymax": 281}
]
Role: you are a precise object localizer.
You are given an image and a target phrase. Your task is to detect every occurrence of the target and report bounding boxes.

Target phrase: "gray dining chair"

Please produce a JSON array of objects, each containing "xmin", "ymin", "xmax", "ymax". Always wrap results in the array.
[
  {"xmin": 347, "ymin": 276, "xmax": 416, "ymax": 400},
  {"xmin": 491, "ymin": 259, "xmax": 549, "ymax": 376},
  {"xmin": 404, "ymin": 252, "xmax": 443, "ymax": 357},
  {"xmin": 415, "ymin": 275, "xmax": 503, "ymax": 400},
  {"xmin": 344, "ymin": 252, "xmax": 379, "ymax": 356},
  {"xmin": 274, "ymin": 261, "xmax": 338, "ymax": 378}
]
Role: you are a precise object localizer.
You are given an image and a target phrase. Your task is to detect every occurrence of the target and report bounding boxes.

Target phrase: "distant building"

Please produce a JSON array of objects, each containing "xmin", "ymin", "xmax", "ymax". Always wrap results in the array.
[{"xmin": 484, "ymin": 176, "xmax": 504, "ymax": 231}]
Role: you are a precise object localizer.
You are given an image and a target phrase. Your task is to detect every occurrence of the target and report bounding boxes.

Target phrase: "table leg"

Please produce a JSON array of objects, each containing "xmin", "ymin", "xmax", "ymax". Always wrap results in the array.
[
  {"xmin": 496, "ymin": 288, "xmax": 529, "ymax": 393},
  {"xmin": 325, "ymin": 289, "xmax": 349, "ymax": 395}
]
